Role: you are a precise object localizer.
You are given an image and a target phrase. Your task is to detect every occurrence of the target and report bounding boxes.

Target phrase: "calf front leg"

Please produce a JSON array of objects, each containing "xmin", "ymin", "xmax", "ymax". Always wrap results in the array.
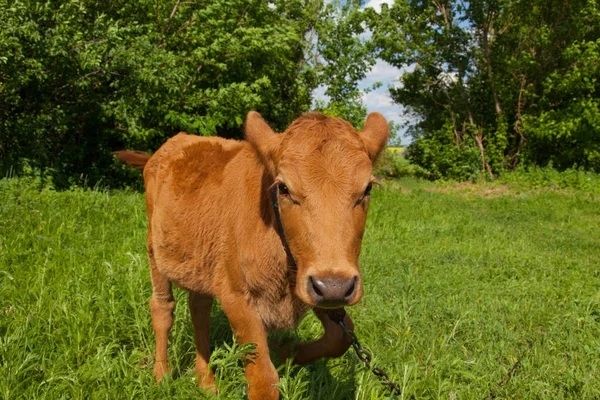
[
  {"xmin": 220, "ymin": 295, "xmax": 279, "ymax": 400},
  {"xmin": 292, "ymin": 308, "xmax": 354, "ymax": 365}
]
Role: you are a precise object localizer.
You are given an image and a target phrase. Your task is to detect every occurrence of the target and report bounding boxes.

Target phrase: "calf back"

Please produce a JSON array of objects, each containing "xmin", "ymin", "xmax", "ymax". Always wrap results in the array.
[{"xmin": 143, "ymin": 133, "xmax": 302, "ymax": 329}]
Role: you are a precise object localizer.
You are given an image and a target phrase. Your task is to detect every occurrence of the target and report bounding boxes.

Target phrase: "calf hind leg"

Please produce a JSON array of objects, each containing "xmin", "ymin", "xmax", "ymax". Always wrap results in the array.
[
  {"xmin": 189, "ymin": 292, "xmax": 216, "ymax": 390},
  {"xmin": 149, "ymin": 259, "xmax": 175, "ymax": 382}
]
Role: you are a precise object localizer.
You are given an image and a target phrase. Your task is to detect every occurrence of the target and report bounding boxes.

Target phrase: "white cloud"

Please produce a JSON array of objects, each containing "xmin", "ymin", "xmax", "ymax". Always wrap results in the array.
[
  {"xmin": 312, "ymin": 85, "xmax": 330, "ymax": 104},
  {"xmin": 359, "ymin": 60, "xmax": 414, "ymax": 142},
  {"xmin": 359, "ymin": 60, "xmax": 402, "ymax": 90},
  {"xmin": 437, "ymin": 71, "xmax": 458, "ymax": 87},
  {"xmin": 362, "ymin": 91, "xmax": 409, "ymax": 126},
  {"xmin": 361, "ymin": 91, "xmax": 393, "ymax": 108},
  {"xmin": 363, "ymin": 0, "xmax": 394, "ymax": 12}
]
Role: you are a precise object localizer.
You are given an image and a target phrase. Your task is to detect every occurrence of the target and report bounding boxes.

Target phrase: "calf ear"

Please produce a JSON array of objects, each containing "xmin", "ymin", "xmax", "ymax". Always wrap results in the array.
[
  {"xmin": 359, "ymin": 112, "xmax": 389, "ymax": 161},
  {"xmin": 245, "ymin": 111, "xmax": 283, "ymax": 168}
]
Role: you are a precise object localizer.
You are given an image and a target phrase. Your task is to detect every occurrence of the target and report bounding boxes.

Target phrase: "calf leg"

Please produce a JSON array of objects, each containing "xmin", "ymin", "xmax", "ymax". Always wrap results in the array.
[
  {"xmin": 292, "ymin": 308, "xmax": 354, "ymax": 365},
  {"xmin": 189, "ymin": 292, "xmax": 215, "ymax": 390},
  {"xmin": 148, "ymin": 251, "xmax": 175, "ymax": 382},
  {"xmin": 220, "ymin": 295, "xmax": 279, "ymax": 400}
]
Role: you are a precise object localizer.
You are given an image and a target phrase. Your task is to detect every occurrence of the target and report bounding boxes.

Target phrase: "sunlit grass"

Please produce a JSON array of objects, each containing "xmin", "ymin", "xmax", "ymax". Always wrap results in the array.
[{"xmin": 1, "ymin": 177, "xmax": 599, "ymax": 399}]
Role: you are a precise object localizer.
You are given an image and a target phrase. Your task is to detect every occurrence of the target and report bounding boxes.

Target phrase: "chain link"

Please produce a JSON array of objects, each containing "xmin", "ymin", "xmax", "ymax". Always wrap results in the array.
[{"xmin": 328, "ymin": 309, "xmax": 404, "ymax": 397}]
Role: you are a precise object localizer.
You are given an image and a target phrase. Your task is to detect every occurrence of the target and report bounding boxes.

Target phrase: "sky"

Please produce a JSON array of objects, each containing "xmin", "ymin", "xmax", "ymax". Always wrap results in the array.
[{"xmin": 312, "ymin": 0, "xmax": 413, "ymax": 144}]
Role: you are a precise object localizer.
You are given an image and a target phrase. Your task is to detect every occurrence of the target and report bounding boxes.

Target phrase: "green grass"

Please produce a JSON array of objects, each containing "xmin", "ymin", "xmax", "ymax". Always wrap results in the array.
[{"xmin": 1, "ymin": 177, "xmax": 599, "ymax": 399}]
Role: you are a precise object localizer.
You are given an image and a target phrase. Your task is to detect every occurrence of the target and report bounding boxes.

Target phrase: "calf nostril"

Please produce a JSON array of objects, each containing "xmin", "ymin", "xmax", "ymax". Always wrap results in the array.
[
  {"xmin": 309, "ymin": 276, "xmax": 324, "ymax": 297},
  {"xmin": 307, "ymin": 275, "xmax": 359, "ymax": 305},
  {"xmin": 344, "ymin": 276, "xmax": 357, "ymax": 298}
]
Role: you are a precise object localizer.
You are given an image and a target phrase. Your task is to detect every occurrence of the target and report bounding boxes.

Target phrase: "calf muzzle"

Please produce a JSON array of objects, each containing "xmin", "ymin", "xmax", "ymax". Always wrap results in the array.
[{"xmin": 307, "ymin": 275, "xmax": 358, "ymax": 307}]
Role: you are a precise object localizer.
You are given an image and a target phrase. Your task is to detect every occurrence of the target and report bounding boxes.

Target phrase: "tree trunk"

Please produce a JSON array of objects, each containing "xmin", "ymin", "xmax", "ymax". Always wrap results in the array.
[
  {"xmin": 469, "ymin": 112, "xmax": 494, "ymax": 180},
  {"xmin": 481, "ymin": 16, "xmax": 503, "ymax": 116},
  {"xmin": 509, "ymin": 74, "xmax": 527, "ymax": 169}
]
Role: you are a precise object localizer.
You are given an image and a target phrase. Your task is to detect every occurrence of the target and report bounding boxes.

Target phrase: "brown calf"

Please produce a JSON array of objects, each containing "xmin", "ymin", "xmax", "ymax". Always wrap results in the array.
[{"xmin": 114, "ymin": 111, "xmax": 388, "ymax": 399}]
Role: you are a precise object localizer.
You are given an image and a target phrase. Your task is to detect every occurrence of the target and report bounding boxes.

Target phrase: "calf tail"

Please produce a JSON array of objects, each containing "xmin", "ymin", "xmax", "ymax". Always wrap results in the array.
[{"xmin": 112, "ymin": 150, "xmax": 151, "ymax": 170}]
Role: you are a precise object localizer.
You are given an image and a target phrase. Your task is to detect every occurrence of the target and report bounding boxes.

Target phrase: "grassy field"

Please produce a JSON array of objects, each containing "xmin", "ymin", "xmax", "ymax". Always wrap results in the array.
[{"xmin": 1, "ymin": 177, "xmax": 599, "ymax": 399}]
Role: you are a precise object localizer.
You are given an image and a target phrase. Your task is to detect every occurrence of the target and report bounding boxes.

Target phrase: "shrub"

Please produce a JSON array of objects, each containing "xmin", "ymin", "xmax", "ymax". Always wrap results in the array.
[{"xmin": 374, "ymin": 150, "xmax": 429, "ymax": 179}]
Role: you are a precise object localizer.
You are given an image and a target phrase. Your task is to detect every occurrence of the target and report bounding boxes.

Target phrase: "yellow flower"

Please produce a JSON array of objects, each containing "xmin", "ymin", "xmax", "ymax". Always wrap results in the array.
[{"xmin": 386, "ymin": 147, "xmax": 405, "ymax": 153}]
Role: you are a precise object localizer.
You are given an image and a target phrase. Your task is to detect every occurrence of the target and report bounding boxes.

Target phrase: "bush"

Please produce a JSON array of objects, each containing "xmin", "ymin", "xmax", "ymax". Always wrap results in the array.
[
  {"xmin": 374, "ymin": 150, "xmax": 429, "ymax": 179},
  {"xmin": 498, "ymin": 165, "xmax": 600, "ymax": 194},
  {"xmin": 0, "ymin": 0, "xmax": 320, "ymax": 188},
  {"xmin": 405, "ymin": 124, "xmax": 482, "ymax": 181}
]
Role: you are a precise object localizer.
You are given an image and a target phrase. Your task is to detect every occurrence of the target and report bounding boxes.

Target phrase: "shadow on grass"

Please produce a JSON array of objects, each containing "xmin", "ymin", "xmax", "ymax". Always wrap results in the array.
[
  {"xmin": 306, "ymin": 358, "xmax": 357, "ymax": 400},
  {"xmin": 167, "ymin": 302, "xmax": 358, "ymax": 399},
  {"xmin": 168, "ymin": 303, "xmax": 234, "ymax": 381}
]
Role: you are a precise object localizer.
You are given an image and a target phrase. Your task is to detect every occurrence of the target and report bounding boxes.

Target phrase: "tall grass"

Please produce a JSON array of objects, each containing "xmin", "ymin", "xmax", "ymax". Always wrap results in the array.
[{"xmin": 1, "ymin": 177, "xmax": 599, "ymax": 399}]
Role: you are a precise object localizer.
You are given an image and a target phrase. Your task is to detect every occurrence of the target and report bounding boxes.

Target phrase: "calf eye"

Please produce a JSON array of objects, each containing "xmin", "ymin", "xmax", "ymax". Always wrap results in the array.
[
  {"xmin": 278, "ymin": 183, "xmax": 290, "ymax": 196},
  {"xmin": 364, "ymin": 182, "xmax": 373, "ymax": 197}
]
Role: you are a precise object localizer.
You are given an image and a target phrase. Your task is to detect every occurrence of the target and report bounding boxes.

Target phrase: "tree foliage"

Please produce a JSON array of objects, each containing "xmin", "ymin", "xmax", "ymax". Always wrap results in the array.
[
  {"xmin": 313, "ymin": 0, "xmax": 376, "ymax": 128},
  {"xmin": 0, "ymin": 0, "xmax": 372, "ymax": 187},
  {"xmin": 372, "ymin": 0, "xmax": 600, "ymax": 180}
]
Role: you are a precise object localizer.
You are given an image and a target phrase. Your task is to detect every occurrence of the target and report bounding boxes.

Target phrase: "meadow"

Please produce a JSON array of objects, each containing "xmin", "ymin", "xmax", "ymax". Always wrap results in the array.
[{"xmin": 1, "ymin": 177, "xmax": 599, "ymax": 399}]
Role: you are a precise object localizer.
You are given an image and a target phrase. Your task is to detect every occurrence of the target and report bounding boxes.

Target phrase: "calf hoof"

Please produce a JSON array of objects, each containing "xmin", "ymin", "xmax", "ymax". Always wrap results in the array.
[
  {"xmin": 199, "ymin": 383, "xmax": 218, "ymax": 396},
  {"xmin": 153, "ymin": 361, "xmax": 168, "ymax": 382},
  {"xmin": 197, "ymin": 370, "xmax": 217, "ymax": 394}
]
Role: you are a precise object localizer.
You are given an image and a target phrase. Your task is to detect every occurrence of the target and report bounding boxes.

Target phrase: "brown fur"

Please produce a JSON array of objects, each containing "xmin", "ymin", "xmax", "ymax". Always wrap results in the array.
[{"xmin": 114, "ymin": 111, "xmax": 388, "ymax": 399}]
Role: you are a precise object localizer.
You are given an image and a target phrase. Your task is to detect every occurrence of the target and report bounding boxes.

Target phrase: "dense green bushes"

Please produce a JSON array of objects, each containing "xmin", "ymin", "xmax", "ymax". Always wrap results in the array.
[
  {"xmin": 0, "ymin": 0, "xmax": 316, "ymax": 186},
  {"xmin": 0, "ymin": 0, "xmax": 374, "ymax": 188}
]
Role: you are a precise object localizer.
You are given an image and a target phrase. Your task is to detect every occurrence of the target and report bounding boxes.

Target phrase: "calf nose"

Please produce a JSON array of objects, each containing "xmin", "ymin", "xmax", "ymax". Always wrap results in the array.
[{"xmin": 307, "ymin": 275, "xmax": 358, "ymax": 307}]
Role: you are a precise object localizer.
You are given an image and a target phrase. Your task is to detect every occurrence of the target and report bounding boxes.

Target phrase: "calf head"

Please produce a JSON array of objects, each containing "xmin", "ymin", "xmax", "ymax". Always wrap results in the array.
[{"xmin": 246, "ymin": 112, "xmax": 388, "ymax": 309}]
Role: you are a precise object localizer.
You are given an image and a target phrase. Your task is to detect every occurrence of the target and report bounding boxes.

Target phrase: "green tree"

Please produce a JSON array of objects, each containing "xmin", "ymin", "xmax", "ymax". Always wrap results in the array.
[
  {"xmin": 371, "ymin": 0, "xmax": 600, "ymax": 179},
  {"xmin": 0, "ymin": 0, "xmax": 327, "ymax": 187}
]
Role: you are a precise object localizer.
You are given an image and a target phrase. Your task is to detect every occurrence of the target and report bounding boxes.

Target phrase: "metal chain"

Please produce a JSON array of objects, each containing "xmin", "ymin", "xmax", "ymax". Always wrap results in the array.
[{"xmin": 327, "ymin": 309, "xmax": 404, "ymax": 397}]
